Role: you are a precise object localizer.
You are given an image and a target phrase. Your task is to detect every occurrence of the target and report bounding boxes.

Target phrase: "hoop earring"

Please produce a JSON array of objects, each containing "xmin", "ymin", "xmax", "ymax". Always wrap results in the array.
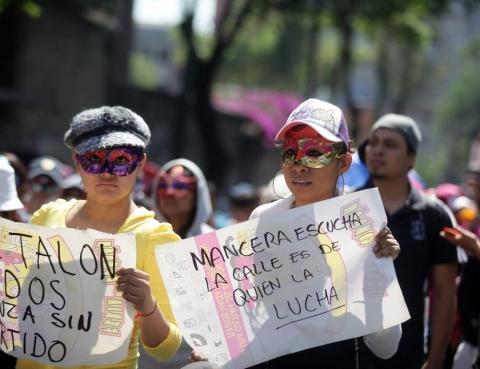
[{"xmin": 272, "ymin": 170, "xmax": 290, "ymax": 200}]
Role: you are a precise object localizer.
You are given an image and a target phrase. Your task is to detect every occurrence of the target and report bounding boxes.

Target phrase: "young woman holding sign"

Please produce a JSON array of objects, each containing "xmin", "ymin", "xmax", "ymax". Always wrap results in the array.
[
  {"xmin": 245, "ymin": 99, "xmax": 402, "ymax": 369},
  {"xmin": 16, "ymin": 106, "xmax": 182, "ymax": 369}
]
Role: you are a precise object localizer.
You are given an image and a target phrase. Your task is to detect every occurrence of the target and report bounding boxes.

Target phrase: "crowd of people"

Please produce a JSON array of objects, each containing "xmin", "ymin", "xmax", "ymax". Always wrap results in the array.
[{"xmin": 0, "ymin": 99, "xmax": 479, "ymax": 369}]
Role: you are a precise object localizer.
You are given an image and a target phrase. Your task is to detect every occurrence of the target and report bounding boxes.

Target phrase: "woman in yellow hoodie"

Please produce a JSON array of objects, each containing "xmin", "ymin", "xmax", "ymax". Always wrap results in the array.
[{"xmin": 16, "ymin": 106, "xmax": 182, "ymax": 369}]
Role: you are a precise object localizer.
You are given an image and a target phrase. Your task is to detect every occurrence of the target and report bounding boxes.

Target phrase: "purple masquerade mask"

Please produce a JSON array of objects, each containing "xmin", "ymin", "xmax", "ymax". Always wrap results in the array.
[
  {"xmin": 156, "ymin": 166, "xmax": 197, "ymax": 199},
  {"xmin": 76, "ymin": 147, "xmax": 144, "ymax": 176}
]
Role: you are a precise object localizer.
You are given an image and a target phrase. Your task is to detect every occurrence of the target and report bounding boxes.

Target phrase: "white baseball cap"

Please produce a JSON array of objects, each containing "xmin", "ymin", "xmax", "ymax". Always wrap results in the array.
[{"xmin": 275, "ymin": 98, "xmax": 350, "ymax": 146}]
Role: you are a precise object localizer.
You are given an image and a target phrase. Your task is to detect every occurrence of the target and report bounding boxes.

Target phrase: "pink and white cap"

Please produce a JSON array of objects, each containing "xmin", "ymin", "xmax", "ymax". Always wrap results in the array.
[{"xmin": 275, "ymin": 98, "xmax": 350, "ymax": 146}]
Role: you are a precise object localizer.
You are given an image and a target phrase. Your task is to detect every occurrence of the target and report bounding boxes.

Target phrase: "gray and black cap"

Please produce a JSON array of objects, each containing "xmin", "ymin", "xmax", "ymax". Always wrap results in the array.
[
  {"xmin": 64, "ymin": 106, "xmax": 151, "ymax": 154},
  {"xmin": 359, "ymin": 113, "xmax": 422, "ymax": 162}
]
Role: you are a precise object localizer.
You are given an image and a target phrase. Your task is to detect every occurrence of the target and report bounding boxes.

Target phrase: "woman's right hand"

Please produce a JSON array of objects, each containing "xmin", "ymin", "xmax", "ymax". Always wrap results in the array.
[
  {"xmin": 188, "ymin": 350, "xmax": 208, "ymax": 363},
  {"xmin": 440, "ymin": 225, "xmax": 480, "ymax": 260},
  {"xmin": 184, "ymin": 352, "xmax": 221, "ymax": 368}
]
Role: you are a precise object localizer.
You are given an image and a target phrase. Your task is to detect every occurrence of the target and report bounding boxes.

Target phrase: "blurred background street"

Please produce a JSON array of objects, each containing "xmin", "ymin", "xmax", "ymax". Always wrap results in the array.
[{"xmin": 1, "ymin": 1, "xmax": 480, "ymax": 368}]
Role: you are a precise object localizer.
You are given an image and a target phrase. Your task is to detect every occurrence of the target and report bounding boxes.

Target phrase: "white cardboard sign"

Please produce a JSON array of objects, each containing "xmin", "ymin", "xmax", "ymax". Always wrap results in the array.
[{"xmin": 155, "ymin": 188, "xmax": 410, "ymax": 368}]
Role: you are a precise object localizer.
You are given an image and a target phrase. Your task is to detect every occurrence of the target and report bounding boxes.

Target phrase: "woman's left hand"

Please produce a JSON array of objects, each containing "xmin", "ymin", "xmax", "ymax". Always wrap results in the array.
[
  {"xmin": 116, "ymin": 267, "xmax": 156, "ymax": 315},
  {"xmin": 373, "ymin": 226, "xmax": 401, "ymax": 260}
]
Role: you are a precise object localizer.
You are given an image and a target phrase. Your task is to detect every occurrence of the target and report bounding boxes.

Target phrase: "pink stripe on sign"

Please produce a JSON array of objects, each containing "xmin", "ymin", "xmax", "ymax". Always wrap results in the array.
[{"xmin": 194, "ymin": 232, "xmax": 250, "ymax": 359}]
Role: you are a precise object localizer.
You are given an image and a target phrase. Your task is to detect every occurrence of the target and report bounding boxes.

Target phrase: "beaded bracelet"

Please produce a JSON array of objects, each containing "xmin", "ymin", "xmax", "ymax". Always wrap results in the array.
[{"xmin": 137, "ymin": 299, "xmax": 157, "ymax": 318}]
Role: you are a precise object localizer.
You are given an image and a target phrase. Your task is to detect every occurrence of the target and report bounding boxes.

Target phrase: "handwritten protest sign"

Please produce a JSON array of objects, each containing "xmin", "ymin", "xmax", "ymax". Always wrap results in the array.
[
  {"xmin": 155, "ymin": 188, "xmax": 410, "ymax": 368},
  {"xmin": 0, "ymin": 218, "xmax": 135, "ymax": 367}
]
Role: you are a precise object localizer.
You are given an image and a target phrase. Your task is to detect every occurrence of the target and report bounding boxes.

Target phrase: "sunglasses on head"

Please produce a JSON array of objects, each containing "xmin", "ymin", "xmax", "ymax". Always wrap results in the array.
[
  {"xmin": 157, "ymin": 170, "xmax": 197, "ymax": 198},
  {"xmin": 280, "ymin": 138, "xmax": 345, "ymax": 169},
  {"xmin": 76, "ymin": 147, "xmax": 144, "ymax": 176}
]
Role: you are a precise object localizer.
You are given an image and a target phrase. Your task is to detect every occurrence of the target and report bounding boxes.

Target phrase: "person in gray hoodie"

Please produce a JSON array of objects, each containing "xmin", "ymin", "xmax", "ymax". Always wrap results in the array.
[
  {"xmin": 151, "ymin": 158, "xmax": 214, "ymax": 239},
  {"xmin": 139, "ymin": 158, "xmax": 214, "ymax": 369}
]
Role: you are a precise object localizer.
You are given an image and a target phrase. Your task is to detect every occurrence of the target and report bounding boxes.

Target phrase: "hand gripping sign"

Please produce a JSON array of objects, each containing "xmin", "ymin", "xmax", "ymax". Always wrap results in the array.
[
  {"xmin": 155, "ymin": 188, "xmax": 410, "ymax": 368},
  {"xmin": 0, "ymin": 218, "xmax": 135, "ymax": 367}
]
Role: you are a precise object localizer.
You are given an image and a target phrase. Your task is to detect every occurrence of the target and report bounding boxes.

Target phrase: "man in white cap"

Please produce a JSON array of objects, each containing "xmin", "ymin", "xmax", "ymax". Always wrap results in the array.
[{"xmin": 22, "ymin": 155, "xmax": 73, "ymax": 216}]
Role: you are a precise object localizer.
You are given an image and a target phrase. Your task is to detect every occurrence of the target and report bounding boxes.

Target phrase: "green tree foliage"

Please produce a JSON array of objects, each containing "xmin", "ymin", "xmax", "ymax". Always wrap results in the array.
[
  {"xmin": 218, "ymin": 0, "xmax": 449, "ymax": 115},
  {"xmin": 0, "ymin": 0, "xmax": 40, "ymax": 16},
  {"xmin": 173, "ymin": 0, "xmax": 255, "ymax": 186},
  {"xmin": 0, "ymin": 0, "xmax": 119, "ymax": 17},
  {"xmin": 219, "ymin": 12, "xmax": 315, "ymax": 91},
  {"xmin": 168, "ymin": 0, "xmax": 477, "ymax": 185},
  {"xmin": 366, "ymin": 10, "xmax": 435, "ymax": 116},
  {"xmin": 423, "ymin": 39, "xmax": 480, "ymax": 184},
  {"xmin": 129, "ymin": 52, "xmax": 159, "ymax": 90}
]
